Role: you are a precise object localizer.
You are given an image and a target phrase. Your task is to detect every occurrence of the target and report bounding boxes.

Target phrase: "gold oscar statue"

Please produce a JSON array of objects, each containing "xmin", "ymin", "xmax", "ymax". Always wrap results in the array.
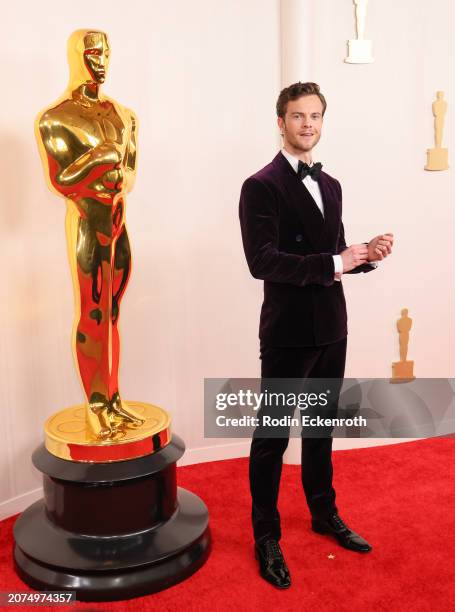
[
  {"xmin": 391, "ymin": 308, "xmax": 416, "ymax": 383},
  {"xmin": 345, "ymin": 0, "xmax": 374, "ymax": 64},
  {"xmin": 14, "ymin": 31, "xmax": 210, "ymax": 600},
  {"xmin": 35, "ymin": 29, "xmax": 170, "ymax": 460},
  {"xmin": 425, "ymin": 91, "xmax": 449, "ymax": 171}
]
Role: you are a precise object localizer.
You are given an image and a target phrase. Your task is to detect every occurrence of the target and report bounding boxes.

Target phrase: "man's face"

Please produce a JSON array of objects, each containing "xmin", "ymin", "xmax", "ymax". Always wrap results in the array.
[
  {"xmin": 83, "ymin": 34, "xmax": 110, "ymax": 84},
  {"xmin": 278, "ymin": 95, "xmax": 324, "ymax": 154}
]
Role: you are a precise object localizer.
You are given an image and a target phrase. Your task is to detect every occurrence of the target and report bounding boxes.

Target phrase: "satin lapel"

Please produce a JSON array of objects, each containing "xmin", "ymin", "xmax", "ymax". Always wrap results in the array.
[{"xmin": 272, "ymin": 152, "xmax": 324, "ymax": 249}]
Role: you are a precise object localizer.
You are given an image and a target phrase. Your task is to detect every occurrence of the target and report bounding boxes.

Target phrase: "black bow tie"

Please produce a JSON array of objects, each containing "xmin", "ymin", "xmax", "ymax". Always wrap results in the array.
[{"xmin": 297, "ymin": 161, "xmax": 323, "ymax": 181}]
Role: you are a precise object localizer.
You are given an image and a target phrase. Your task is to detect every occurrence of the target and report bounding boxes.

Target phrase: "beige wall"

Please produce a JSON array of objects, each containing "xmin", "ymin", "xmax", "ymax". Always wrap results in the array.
[
  {"xmin": 1, "ymin": 0, "xmax": 454, "ymax": 517},
  {"xmin": 311, "ymin": 0, "xmax": 455, "ymax": 380}
]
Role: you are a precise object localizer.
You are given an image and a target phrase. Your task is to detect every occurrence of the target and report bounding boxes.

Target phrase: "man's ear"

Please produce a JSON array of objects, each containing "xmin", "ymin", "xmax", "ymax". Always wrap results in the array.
[{"xmin": 277, "ymin": 116, "xmax": 284, "ymax": 135}]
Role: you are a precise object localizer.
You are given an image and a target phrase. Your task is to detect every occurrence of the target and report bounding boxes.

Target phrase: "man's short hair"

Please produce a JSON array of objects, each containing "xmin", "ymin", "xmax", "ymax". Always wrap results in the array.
[{"xmin": 276, "ymin": 82, "xmax": 327, "ymax": 118}]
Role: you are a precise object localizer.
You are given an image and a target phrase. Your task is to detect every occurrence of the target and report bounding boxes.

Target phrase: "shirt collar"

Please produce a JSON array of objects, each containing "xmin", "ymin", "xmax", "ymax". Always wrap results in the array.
[{"xmin": 281, "ymin": 148, "xmax": 313, "ymax": 173}]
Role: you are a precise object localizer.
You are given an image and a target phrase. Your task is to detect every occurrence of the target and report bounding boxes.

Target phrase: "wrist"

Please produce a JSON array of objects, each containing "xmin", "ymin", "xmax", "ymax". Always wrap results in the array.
[{"xmin": 364, "ymin": 241, "xmax": 374, "ymax": 262}]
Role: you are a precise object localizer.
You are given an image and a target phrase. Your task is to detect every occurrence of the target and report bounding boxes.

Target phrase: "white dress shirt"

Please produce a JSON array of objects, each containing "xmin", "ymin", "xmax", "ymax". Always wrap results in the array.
[{"xmin": 281, "ymin": 148, "xmax": 343, "ymax": 280}]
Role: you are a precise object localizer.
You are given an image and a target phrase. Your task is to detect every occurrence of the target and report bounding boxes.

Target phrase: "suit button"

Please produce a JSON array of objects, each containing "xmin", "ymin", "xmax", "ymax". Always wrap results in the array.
[{"xmin": 295, "ymin": 234, "xmax": 303, "ymax": 242}]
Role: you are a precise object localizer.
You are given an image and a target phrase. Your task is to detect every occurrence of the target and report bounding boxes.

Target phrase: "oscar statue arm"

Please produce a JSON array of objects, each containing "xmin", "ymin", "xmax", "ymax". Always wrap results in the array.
[
  {"xmin": 121, "ymin": 108, "xmax": 138, "ymax": 194},
  {"xmin": 36, "ymin": 111, "xmax": 122, "ymax": 195},
  {"xmin": 58, "ymin": 143, "xmax": 122, "ymax": 185}
]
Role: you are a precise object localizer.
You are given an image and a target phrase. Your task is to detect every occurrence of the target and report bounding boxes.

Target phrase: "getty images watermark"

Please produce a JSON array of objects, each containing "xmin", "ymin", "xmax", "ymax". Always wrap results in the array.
[
  {"xmin": 215, "ymin": 388, "xmax": 366, "ymax": 430},
  {"xmin": 204, "ymin": 378, "xmax": 455, "ymax": 438}
]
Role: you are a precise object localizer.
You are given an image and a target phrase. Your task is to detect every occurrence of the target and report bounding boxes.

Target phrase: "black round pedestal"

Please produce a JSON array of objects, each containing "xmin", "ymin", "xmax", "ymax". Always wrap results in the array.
[{"xmin": 13, "ymin": 435, "xmax": 211, "ymax": 601}]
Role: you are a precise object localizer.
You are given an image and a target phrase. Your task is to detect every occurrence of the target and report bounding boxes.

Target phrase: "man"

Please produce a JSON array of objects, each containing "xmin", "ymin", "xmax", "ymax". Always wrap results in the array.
[
  {"xmin": 36, "ymin": 30, "xmax": 144, "ymax": 438},
  {"xmin": 239, "ymin": 82, "xmax": 393, "ymax": 589}
]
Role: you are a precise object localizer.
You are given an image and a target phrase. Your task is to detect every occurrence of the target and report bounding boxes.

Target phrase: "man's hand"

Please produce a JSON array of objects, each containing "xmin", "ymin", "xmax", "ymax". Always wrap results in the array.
[
  {"xmin": 340, "ymin": 244, "xmax": 369, "ymax": 273},
  {"xmin": 367, "ymin": 233, "xmax": 394, "ymax": 262}
]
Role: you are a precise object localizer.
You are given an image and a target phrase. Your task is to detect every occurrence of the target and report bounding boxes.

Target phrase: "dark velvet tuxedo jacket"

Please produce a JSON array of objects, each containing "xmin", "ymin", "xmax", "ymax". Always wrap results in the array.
[{"xmin": 239, "ymin": 151, "xmax": 375, "ymax": 347}]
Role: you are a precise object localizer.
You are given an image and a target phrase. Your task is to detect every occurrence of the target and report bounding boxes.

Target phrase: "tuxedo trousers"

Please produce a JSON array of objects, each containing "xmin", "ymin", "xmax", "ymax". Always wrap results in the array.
[{"xmin": 249, "ymin": 337, "xmax": 347, "ymax": 543}]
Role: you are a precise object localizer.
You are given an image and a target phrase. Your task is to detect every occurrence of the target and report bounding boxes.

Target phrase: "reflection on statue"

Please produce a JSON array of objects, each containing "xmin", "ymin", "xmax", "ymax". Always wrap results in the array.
[
  {"xmin": 345, "ymin": 0, "xmax": 374, "ymax": 64},
  {"xmin": 391, "ymin": 308, "xmax": 416, "ymax": 383},
  {"xmin": 36, "ymin": 30, "xmax": 145, "ymax": 438},
  {"xmin": 425, "ymin": 91, "xmax": 449, "ymax": 171}
]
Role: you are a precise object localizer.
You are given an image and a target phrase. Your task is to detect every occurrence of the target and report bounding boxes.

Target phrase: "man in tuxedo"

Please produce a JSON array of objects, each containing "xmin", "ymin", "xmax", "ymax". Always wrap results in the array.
[{"xmin": 239, "ymin": 82, "xmax": 393, "ymax": 589}]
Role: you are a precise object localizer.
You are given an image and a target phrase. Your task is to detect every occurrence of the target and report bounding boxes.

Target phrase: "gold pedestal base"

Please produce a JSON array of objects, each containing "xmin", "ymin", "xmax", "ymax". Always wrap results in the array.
[
  {"xmin": 391, "ymin": 360, "xmax": 416, "ymax": 384},
  {"xmin": 45, "ymin": 402, "xmax": 171, "ymax": 462},
  {"xmin": 425, "ymin": 148, "xmax": 448, "ymax": 171}
]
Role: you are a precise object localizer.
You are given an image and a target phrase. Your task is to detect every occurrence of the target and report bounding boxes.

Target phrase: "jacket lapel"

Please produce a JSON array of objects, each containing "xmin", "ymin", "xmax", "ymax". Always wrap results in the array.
[
  {"xmin": 272, "ymin": 152, "xmax": 325, "ymax": 249},
  {"xmin": 318, "ymin": 171, "xmax": 340, "ymax": 248}
]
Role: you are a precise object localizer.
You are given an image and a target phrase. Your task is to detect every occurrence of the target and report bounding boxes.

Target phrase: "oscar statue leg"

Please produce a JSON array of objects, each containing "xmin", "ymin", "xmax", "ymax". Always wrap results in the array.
[
  {"xmin": 74, "ymin": 213, "xmax": 114, "ymax": 438},
  {"xmin": 109, "ymin": 219, "xmax": 144, "ymax": 427}
]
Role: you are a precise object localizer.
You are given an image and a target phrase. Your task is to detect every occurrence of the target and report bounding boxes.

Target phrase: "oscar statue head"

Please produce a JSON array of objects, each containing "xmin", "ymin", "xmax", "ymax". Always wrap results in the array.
[{"xmin": 67, "ymin": 29, "xmax": 110, "ymax": 90}]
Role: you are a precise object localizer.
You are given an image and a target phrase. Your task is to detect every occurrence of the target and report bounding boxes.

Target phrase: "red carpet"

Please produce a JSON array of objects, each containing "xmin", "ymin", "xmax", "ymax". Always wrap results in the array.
[{"xmin": 1, "ymin": 438, "xmax": 454, "ymax": 611}]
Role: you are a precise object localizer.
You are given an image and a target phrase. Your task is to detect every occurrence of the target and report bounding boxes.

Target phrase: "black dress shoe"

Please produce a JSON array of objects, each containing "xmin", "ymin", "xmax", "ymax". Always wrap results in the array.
[
  {"xmin": 312, "ymin": 513, "xmax": 372, "ymax": 553},
  {"xmin": 254, "ymin": 539, "xmax": 291, "ymax": 589}
]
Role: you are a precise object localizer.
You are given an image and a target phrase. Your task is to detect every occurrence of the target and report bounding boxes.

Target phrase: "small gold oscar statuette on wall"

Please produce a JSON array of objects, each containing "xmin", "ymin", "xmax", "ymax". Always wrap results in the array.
[
  {"xmin": 391, "ymin": 308, "xmax": 416, "ymax": 383},
  {"xmin": 345, "ymin": 0, "xmax": 374, "ymax": 64},
  {"xmin": 425, "ymin": 91, "xmax": 449, "ymax": 171}
]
